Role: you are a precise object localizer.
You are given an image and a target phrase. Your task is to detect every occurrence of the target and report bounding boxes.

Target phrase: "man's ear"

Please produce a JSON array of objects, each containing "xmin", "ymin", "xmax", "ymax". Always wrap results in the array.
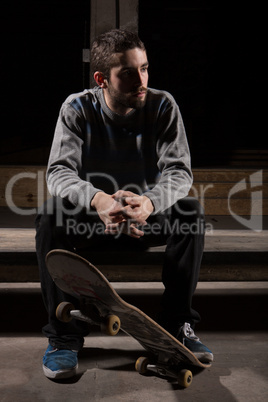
[{"xmin": 94, "ymin": 72, "xmax": 108, "ymax": 88}]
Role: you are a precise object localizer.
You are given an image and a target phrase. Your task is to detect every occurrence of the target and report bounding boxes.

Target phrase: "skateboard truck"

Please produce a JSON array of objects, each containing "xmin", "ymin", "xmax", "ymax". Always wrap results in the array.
[
  {"xmin": 135, "ymin": 356, "xmax": 193, "ymax": 388},
  {"xmin": 56, "ymin": 301, "xmax": 121, "ymax": 336}
]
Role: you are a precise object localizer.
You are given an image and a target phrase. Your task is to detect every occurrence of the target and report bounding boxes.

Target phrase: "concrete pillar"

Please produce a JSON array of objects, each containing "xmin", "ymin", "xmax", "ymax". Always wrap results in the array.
[
  {"xmin": 89, "ymin": 0, "xmax": 139, "ymax": 86},
  {"xmin": 118, "ymin": 0, "xmax": 139, "ymax": 33},
  {"xmin": 90, "ymin": 0, "xmax": 138, "ymax": 43},
  {"xmin": 90, "ymin": 0, "xmax": 117, "ymax": 43}
]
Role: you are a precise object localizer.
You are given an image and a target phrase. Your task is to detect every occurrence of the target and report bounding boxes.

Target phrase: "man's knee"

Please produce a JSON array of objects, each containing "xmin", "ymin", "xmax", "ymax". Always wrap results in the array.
[
  {"xmin": 36, "ymin": 196, "xmax": 77, "ymax": 230},
  {"xmin": 35, "ymin": 199, "xmax": 56, "ymax": 240},
  {"xmin": 173, "ymin": 197, "xmax": 205, "ymax": 220},
  {"xmin": 35, "ymin": 196, "xmax": 68, "ymax": 235}
]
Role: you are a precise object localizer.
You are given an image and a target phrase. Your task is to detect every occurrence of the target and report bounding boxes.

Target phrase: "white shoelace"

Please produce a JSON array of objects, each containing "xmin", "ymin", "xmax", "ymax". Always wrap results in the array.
[{"xmin": 181, "ymin": 322, "xmax": 200, "ymax": 342}]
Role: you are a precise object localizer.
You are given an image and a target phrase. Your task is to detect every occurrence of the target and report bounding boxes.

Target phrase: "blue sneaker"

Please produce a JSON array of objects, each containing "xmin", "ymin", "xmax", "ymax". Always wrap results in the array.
[
  {"xmin": 177, "ymin": 323, "xmax": 213, "ymax": 363},
  {"xmin": 43, "ymin": 344, "xmax": 78, "ymax": 379}
]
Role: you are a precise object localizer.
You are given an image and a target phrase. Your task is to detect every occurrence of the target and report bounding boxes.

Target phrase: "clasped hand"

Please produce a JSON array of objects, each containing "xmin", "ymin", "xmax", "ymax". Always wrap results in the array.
[{"xmin": 91, "ymin": 190, "xmax": 154, "ymax": 239}]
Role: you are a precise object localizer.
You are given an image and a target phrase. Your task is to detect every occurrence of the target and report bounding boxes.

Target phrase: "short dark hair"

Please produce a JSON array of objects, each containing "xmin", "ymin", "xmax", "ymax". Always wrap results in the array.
[{"xmin": 91, "ymin": 29, "xmax": 146, "ymax": 80}]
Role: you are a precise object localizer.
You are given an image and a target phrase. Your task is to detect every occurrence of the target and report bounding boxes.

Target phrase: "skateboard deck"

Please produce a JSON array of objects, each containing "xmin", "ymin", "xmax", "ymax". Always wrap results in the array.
[{"xmin": 46, "ymin": 249, "xmax": 210, "ymax": 387}]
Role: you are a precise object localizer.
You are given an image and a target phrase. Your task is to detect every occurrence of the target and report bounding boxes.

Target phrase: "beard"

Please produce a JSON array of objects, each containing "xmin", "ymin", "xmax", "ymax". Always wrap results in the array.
[{"xmin": 107, "ymin": 85, "xmax": 148, "ymax": 111}]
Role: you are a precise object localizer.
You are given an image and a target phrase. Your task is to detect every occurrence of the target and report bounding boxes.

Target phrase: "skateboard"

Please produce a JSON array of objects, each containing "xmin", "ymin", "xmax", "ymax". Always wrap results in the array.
[{"xmin": 46, "ymin": 249, "xmax": 211, "ymax": 387}]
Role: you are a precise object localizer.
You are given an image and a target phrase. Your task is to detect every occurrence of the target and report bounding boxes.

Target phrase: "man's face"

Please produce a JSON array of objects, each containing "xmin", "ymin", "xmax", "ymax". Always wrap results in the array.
[{"xmin": 104, "ymin": 48, "xmax": 149, "ymax": 115}]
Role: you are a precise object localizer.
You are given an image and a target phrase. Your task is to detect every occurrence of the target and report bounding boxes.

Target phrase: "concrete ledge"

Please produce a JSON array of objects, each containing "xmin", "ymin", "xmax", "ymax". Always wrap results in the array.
[
  {"xmin": 0, "ymin": 228, "xmax": 267, "ymax": 282},
  {"xmin": 0, "ymin": 249, "xmax": 268, "ymax": 282},
  {"xmin": 1, "ymin": 228, "xmax": 268, "ymax": 252},
  {"xmin": 0, "ymin": 282, "xmax": 267, "ymax": 332}
]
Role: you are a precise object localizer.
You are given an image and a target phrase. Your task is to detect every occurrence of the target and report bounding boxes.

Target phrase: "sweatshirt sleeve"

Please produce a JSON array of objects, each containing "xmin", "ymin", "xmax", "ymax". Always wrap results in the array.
[
  {"xmin": 144, "ymin": 92, "xmax": 193, "ymax": 213},
  {"xmin": 46, "ymin": 101, "xmax": 102, "ymax": 210}
]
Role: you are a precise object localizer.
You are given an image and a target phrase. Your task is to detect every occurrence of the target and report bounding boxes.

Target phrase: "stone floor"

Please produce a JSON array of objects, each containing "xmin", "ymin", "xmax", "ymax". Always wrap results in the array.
[
  {"xmin": 0, "ymin": 331, "xmax": 267, "ymax": 402},
  {"xmin": 0, "ymin": 282, "xmax": 268, "ymax": 401}
]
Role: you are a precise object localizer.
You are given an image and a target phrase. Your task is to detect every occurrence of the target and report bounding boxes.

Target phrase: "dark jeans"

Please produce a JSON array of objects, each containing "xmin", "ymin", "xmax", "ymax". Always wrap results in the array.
[{"xmin": 35, "ymin": 196, "xmax": 205, "ymax": 351}]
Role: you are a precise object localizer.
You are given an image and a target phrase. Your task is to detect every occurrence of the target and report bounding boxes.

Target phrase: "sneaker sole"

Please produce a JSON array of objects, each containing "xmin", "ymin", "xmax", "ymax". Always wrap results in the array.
[
  {"xmin": 43, "ymin": 363, "xmax": 78, "ymax": 379},
  {"xmin": 194, "ymin": 352, "xmax": 214, "ymax": 363}
]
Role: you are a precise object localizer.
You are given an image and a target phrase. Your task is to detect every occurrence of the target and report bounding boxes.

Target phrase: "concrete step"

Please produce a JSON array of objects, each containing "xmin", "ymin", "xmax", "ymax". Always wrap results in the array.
[
  {"xmin": 1, "ymin": 282, "xmax": 267, "ymax": 333},
  {"xmin": 0, "ymin": 228, "xmax": 268, "ymax": 282}
]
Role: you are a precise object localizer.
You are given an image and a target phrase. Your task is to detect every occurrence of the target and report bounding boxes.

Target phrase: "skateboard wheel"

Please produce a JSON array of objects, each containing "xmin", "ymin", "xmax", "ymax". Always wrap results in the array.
[
  {"xmin": 56, "ymin": 302, "xmax": 74, "ymax": 323},
  {"xmin": 135, "ymin": 357, "xmax": 149, "ymax": 374},
  {"xmin": 177, "ymin": 369, "xmax": 192, "ymax": 388},
  {"xmin": 103, "ymin": 315, "xmax": 121, "ymax": 336}
]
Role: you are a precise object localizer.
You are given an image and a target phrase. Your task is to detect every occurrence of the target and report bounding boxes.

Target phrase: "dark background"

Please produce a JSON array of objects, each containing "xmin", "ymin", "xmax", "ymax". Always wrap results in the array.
[
  {"xmin": 0, "ymin": 0, "xmax": 266, "ymax": 167},
  {"xmin": 139, "ymin": 0, "xmax": 267, "ymax": 166}
]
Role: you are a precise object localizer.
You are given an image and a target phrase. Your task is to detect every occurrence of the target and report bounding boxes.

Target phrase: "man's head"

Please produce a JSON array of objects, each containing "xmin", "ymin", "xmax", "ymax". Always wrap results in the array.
[
  {"xmin": 91, "ymin": 29, "xmax": 146, "ymax": 81},
  {"xmin": 91, "ymin": 29, "xmax": 149, "ymax": 115}
]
